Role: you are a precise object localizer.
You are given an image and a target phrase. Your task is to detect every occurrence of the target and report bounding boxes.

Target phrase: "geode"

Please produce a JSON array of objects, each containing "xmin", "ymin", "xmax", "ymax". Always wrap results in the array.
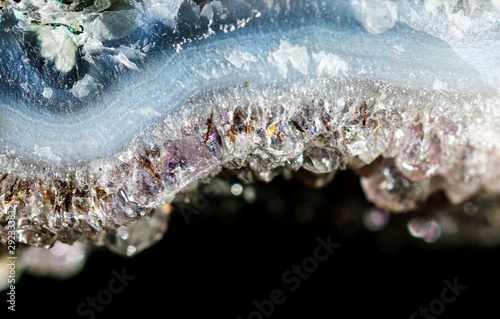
[{"xmin": 0, "ymin": 0, "xmax": 499, "ymax": 279}]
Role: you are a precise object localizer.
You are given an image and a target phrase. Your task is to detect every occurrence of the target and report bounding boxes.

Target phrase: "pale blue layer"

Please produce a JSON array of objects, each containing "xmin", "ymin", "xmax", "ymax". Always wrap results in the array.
[{"xmin": 0, "ymin": 3, "xmax": 488, "ymax": 165}]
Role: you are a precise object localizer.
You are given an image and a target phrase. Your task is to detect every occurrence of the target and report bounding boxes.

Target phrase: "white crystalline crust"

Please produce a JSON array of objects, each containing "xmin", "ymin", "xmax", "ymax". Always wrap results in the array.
[
  {"xmin": 396, "ymin": 0, "xmax": 500, "ymax": 87},
  {"xmin": 351, "ymin": 0, "xmax": 399, "ymax": 34},
  {"xmin": 2, "ymin": 0, "xmax": 139, "ymax": 76}
]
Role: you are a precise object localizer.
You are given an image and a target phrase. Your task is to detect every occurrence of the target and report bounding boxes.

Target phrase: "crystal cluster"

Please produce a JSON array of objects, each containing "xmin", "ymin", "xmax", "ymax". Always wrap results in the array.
[
  {"xmin": 1, "ymin": 77, "xmax": 499, "ymax": 252},
  {"xmin": 0, "ymin": 0, "xmax": 500, "ymax": 285}
]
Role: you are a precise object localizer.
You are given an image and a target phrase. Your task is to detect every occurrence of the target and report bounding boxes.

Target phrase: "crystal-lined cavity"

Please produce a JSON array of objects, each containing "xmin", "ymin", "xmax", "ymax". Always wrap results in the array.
[{"xmin": 0, "ymin": 0, "xmax": 499, "ymax": 257}]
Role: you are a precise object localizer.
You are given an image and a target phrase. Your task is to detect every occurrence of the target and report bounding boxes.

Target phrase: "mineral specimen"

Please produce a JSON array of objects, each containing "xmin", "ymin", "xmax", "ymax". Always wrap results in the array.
[{"xmin": 0, "ymin": 0, "xmax": 499, "ymax": 281}]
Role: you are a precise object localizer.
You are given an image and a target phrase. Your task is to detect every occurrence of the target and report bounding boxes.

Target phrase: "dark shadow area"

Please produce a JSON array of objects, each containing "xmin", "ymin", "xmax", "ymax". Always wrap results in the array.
[{"xmin": 6, "ymin": 170, "xmax": 500, "ymax": 318}]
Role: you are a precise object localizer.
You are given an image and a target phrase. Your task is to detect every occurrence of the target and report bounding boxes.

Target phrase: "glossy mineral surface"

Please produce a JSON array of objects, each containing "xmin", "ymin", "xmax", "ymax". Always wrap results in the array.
[{"xmin": 0, "ymin": 0, "xmax": 500, "ymax": 270}]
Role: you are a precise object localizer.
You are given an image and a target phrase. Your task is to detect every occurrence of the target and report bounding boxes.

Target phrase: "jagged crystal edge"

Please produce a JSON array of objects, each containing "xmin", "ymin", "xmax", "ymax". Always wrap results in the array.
[{"xmin": 1, "ymin": 76, "xmax": 500, "ymax": 247}]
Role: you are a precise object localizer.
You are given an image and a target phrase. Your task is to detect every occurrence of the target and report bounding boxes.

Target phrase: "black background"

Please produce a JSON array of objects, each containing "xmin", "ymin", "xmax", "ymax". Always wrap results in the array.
[{"xmin": 4, "ymin": 171, "xmax": 500, "ymax": 318}]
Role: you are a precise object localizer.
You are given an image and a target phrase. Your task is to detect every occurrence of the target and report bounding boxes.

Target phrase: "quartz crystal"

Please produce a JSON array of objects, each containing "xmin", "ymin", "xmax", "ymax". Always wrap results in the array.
[{"xmin": 0, "ymin": 0, "xmax": 499, "ymax": 281}]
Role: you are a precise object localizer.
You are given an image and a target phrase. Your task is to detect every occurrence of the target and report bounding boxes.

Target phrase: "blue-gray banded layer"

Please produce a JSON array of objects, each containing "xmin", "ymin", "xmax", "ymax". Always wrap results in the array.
[{"xmin": 0, "ymin": 0, "xmax": 495, "ymax": 165}]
